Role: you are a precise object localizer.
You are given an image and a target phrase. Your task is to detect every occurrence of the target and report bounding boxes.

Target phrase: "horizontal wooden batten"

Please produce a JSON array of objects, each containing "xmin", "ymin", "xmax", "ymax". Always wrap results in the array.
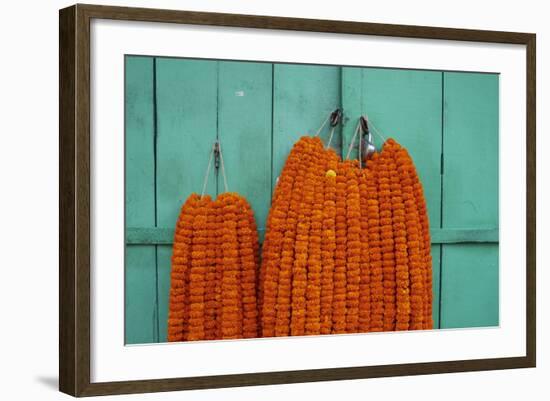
[{"xmin": 126, "ymin": 227, "xmax": 499, "ymax": 245}]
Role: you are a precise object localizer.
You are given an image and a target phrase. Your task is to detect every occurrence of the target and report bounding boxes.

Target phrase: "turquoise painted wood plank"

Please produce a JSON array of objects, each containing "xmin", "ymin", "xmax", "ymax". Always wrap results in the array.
[
  {"xmin": 124, "ymin": 56, "xmax": 157, "ymax": 344},
  {"xmin": 441, "ymin": 72, "xmax": 499, "ymax": 329},
  {"xmin": 272, "ymin": 64, "xmax": 341, "ymax": 187},
  {"xmin": 155, "ymin": 58, "xmax": 219, "ymax": 342},
  {"xmin": 353, "ymin": 67, "xmax": 443, "ymax": 327},
  {"xmin": 341, "ymin": 67, "xmax": 363, "ymax": 160},
  {"xmin": 360, "ymin": 68, "xmax": 443, "ymax": 229},
  {"xmin": 218, "ymin": 61, "xmax": 273, "ymax": 238},
  {"xmin": 125, "ymin": 227, "xmax": 498, "ymax": 245},
  {"xmin": 441, "ymin": 244, "xmax": 499, "ymax": 328}
]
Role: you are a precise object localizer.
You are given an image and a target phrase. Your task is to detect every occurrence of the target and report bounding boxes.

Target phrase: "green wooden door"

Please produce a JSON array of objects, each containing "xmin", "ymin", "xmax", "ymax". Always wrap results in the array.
[{"xmin": 125, "ymin": 56, "xmax": 499, "ymax": 344}]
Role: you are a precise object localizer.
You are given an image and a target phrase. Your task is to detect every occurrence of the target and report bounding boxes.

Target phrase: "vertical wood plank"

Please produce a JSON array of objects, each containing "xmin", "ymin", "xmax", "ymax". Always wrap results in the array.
[
  {"xmin": 272, "ymin": 64, "xmax": 341, "ymax": 187},
  {"xmin": 358, "ymin": 68, "xmax": 443, "ymax": 327},
  {"xmin": 218, "ymin": 61, "xmax": 273, "ymax": 236},
  {"xmin": 124, "ymin": 56, "xmax": 157, "ymax": 344},
  {"xmin": 341, "ymin": 67, "xmax": 362, "ymax": 160},
  {"xmin": 155, "ymin": 58, "xmax": 218, "ymax": 341},
  {"xmin": 441, "ymin": 72, "xmax": 499, "ymax": 328}
]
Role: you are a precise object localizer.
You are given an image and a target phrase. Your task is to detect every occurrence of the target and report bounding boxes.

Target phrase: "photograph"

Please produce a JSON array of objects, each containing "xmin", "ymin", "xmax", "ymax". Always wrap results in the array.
[
  {"xmin": 124, "ymin": 56, "xmax": 499, "ymax": 344},
  {"xmin": 56, "ymin": 3, "xmax": 535, "ymax": 396}
]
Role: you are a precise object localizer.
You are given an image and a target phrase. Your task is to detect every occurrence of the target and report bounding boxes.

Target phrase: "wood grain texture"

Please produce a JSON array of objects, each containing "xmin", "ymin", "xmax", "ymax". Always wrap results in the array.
[
  {"xmin": 59, "ymin": 5, "xmax": 76, "ymax": 395},
  {"xmin": 59, "ymin": 4, "xmax": 536, "ymax": 396}
]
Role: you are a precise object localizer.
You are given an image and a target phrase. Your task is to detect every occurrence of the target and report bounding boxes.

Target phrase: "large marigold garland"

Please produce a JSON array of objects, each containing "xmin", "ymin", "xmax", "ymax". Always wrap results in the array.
[
  {"xmin": 378, "ymin": 145, "xmax": 398, "ymax": 331},
  {"xmin": 275, "ymin": 138, "xmax": 313, "ymax": 337},
  {"xmin": 290, "ymin": 137, "xmax": 320, "ymax": 336},
  {"xmin": 332, "ymin": 161, "xmax": 349, "ymax": 334},
  {"xmin": 305, "ymin": 141, "xmax": 327, "ymax": 335},
  {"xmin": 260, "ymin": 138, "xmax": 305, "ymax": 337},
  {"xmin": 366, "ymin": 154, "xmax": 384, "ymax": 332},
  {"xmin": 357, "ymin": 168, "xmax": 372, "ymax": 332},
  {"xmin": 384, "ymin": 141, "xmax": 410, "ymax": 331},
  {"xmin": 320, "ymin": 154, "xmax": 338, "ymax": 334},
  {"xmin": 393, "ymin": 144, "xmax": 425, "ymax": 330}
]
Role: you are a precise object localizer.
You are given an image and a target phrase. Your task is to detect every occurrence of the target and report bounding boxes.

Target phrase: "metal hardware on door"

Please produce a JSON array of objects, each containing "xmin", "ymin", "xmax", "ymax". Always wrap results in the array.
[
  {"xmin": 359, "ymin": 115, "xmax": 376, "ymax": 167},
  {"xmin": 330, "ymin": 108, "xmax": 342, "ymax": 127}
]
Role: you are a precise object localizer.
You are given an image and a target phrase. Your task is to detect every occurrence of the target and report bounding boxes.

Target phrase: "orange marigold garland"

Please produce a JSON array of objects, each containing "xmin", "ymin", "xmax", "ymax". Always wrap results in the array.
[
  {"xmin": 332, "ymin": 161, "xmax": 349, "ymax": 334},
  {"xmin": 384, "ymin": 141, "xmax": 410, "ymax": 331},
  {"xmin": 305, "ymin": 140, "xmax": 327, "ymax": 335},
  {"xmin": 378, "ymin": 144, "xmax": 397, "ymax": 331},
  {"xmin": 290, "ymin": 137, "xmax": 319, "ymax": 336},
  {"xmin": 255, "ymin": 134, "xmax": 433, "ymax": 338},
  {"xmin": 344, "ymin": 162, "xmax": 362, "ymax": 333},
  {"xmin": 168, "ymin": 190, "xmax": 260, "ymax": 341},
  {"xmin": 236, "ymin": 196, "xmax": 259, "ymax": 338},
  {"xmin": 187, "ymin": 196, "xmax": 210, "ymax": 341},
  {"xmin": 367, "ymin": 153, "xmax": 384, "ymax": 332},
  {"xmin": 261, "ymin": 138, "xmax": 305, "ymax": 337},
  {"xmin": 357, "ymin": 168, "xmax": 372, "ymax": 332},
  {"xmin": 167, "ymin": 194, "xmax": 199, "ymax": 342},
  {"xmin": 275, "ymin": 138, "xmax": 312, "ymax": 337},
  {"xmin": 394, "ymin": 145, "xmax": 425, "ymax": 330},
  {"xmin": 320, "ymin": 154, "xmax": 338, "ymax": 334},
  {"xmin": 203, "ymin": 197, "xmax": 219, "ymax": 340},
  {"xmin": 218, "ymin": 193, "xmax": 243, "ymax": 339}
]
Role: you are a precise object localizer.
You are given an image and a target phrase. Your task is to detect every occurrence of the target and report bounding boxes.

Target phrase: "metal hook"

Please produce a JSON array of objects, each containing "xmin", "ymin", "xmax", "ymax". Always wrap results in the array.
[
  {"xmin": 359, "ymin": 115, "xmax": 376, "ymax": 165},
  {"xmin": 330, "ymin": 108, "xmax": 342, "ymax": 127}
]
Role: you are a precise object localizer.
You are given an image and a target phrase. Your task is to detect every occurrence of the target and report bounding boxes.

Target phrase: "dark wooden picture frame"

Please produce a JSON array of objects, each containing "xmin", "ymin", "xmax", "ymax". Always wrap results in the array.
[{"xmin": 59, "ymin": 3, "xmax": 536, "ymax": 397}]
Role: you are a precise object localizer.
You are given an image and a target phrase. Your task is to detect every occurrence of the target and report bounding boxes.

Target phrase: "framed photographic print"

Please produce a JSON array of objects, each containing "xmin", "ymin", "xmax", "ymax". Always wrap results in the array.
[{"xmin": 59, "ymin": 3, "xmax": 536, "ymax": 397}]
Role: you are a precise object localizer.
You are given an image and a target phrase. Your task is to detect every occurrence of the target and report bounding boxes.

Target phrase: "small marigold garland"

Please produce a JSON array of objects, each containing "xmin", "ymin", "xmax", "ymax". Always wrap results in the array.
[
  {"xmin": 167, "ymin": 194, "xmax": 199, "ymax": 342},
  {"xmin": 187, "ymin": 196, "xmax": 210, "ymax": 341},
  {"xmin": 344, "ymin": 162, "xmax": 362, "ymax": 333},
  {"xmin": 236, "ymin": 196, "xmax": 259, "ymax": 338},
  {"xmin": 219, "ymin": 193, "xmax": 243, "ymax": 339},
  {"xmin": 168, "ymin": 192, "xmax": 259, "ymax": 341},
  {"xmin": 332, "ymin": 161, "xmax": 349, "ymax": 334},
  {"xmin": 203, "ymin": 197, "xmax": 219, "ymax": 340}
]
